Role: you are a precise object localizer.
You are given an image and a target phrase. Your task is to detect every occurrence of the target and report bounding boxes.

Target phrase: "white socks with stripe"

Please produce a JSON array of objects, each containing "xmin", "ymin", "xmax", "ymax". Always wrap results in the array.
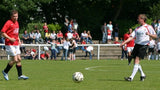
[{"xmin": 130, "ymin": 64, "xmax": 145, "ymax": 80}]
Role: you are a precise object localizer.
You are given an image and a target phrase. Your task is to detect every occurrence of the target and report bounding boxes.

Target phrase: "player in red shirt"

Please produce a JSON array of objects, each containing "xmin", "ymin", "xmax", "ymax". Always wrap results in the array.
[
  {"xmin": 1, "ymin": 10, "xmax": 29, "ymax": 80},
  {"xmin": 123, "ymin": 28, "xmax": 135, "ymax": 65}
]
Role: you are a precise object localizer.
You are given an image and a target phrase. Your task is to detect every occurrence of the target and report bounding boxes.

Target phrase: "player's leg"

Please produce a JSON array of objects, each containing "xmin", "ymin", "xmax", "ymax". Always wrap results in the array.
[
  {"xmin": 16, "ymin": 54, "xmax": 29, "ymax": 80},
  {"xmin": 125, "ymin": 57, "xmax": 139, "ymax": 81}
]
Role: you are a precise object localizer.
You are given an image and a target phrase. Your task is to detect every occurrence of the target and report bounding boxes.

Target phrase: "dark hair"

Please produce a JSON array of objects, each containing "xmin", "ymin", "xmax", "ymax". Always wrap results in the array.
[{"xmin": 10, "ymin": 10, "xmax": 18, "ymax": 16}]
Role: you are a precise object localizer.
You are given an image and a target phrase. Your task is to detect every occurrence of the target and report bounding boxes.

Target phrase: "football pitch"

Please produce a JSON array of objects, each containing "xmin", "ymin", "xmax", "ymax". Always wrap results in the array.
[{"xmin": 0, "ymin": 59, "xmax": 159, "ymax": 90}]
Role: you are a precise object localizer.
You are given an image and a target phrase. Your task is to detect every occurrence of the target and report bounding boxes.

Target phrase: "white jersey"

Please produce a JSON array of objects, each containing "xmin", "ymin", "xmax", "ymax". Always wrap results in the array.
[
  {"xmin": 149, "ymin": 40, "xmax": 155, "ymax": 48},
  {"xmin": 86, "ymin": 46, "xmax": 93, "ymax": 52},
  {"xmin": 130, "ymin": 24, "xmax": 156, "ymax": 45},
  {"xmin": 157, "ymin": 42, "xmax": 160, "ymax": 50}
]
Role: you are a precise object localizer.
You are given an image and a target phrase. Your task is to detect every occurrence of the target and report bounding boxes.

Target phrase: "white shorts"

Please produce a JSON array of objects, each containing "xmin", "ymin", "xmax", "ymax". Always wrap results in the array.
[
  {"xmin": 108, "ymin": 36, "xmax": 111, "ymax": 39},
  {"xmin": 127, "ymin": 47, "xmax": 134, "ymax": 52},
  {"xmin": 5, "ymin": 46, "xmax": 21, "ymax": 56}
]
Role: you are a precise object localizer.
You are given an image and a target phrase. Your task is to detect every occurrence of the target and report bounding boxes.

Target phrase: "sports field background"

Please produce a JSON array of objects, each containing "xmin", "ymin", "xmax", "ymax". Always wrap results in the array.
[{"xmin": 0, "ymin": 60, "xmax": 159, "ymax": 90}]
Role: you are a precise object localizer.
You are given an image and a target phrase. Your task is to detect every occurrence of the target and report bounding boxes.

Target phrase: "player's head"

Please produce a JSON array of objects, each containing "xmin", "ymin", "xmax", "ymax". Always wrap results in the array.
[
  {"xmin": 129, "ymin": 28, "xmax": 132, "ymax": 34},
  {"xmin": 10, "ymin": 10, "xmax": 18, "ymax": 22},
  {"xmin": 137, "ymin": 14, "xmax": 147, "ymax": 24}
]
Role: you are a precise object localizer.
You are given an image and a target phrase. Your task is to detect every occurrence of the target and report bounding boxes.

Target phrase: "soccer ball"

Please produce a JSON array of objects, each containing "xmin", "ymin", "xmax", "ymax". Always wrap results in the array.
[{"xmin": 72, "ymin": 72, "xmax": 84, "ymax": 83}]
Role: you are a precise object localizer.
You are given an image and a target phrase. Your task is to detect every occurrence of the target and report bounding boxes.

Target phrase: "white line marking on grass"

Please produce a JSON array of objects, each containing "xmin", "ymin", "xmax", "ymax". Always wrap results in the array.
[{"xmin": 85, "ymin": 66, "xmax": 122, "ymax": 72}]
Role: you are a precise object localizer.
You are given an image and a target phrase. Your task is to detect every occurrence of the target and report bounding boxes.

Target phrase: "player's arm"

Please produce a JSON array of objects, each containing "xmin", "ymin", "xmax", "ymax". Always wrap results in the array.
[
  {"xmin": 120, "ymin": 37, "xmax": 134, "ymax": 47},
  {"xmin": 1, "ymin": 32, "xmax": 16, "ymax": 42},
  {"xmin": 146, "ymin": 32, "xmax": 157, "ymax": 39}
]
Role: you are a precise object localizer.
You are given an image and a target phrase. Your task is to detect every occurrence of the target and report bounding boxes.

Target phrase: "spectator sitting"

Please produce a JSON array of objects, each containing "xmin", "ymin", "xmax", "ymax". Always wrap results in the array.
[
  {"xmin": 81, "ymin": 39, "xmax": 87, "ymax": 52},
  {"xmin": 30, "ymin": 49, "xmax": 38, "ymax": 60},
  {"xmin": 24, "ymin": 50, "xmax": 32, "ymax": 60},
  {"xmin": 85, "ymin": 46, "xmax": 94, "ymax": 60},
  {"xmin": 50, "ymin": 31, "xmax": 57, "ymax": 41},
  {"xmin": 72, "ymin": 30, "xmax": 80, "ymax": 43},
  {"xmin": 35, "ymin": 30, "xmax": 44, "ymax": 44},
  {"xmin": 57, "ymin": 30, "xmax": 63, "ymax": 44},
  {"xmin": 67, "ymin": 31, "xmax": 73, "ymax": 39},
  {"xmin": 87, "ymin": 30, "xmax": 93, "ymax": 44},
  {"xmin": 40, "ymin": 47, "xmax": 50, "ymax": 60},
  {"xmin": 20, "ymin": 40, "xmax": 26, "ymax": 54},
  {"xmin": 45, "ymin": 30, "xmax": 51, "ymax": 43},
  {"xmin": 81, "ymin": 30, "xmax": 88, "ymax": 43},
  {"xmin": 0, "ymin": 35, "xmax": 5, "ymax": 50},
  {"xmin": 29, "ymin": 30, "xmax": 35, "ymax": 44},
  {"xmin": 22, "ymin": 30, "xmax": 30, "ymax": 44}
]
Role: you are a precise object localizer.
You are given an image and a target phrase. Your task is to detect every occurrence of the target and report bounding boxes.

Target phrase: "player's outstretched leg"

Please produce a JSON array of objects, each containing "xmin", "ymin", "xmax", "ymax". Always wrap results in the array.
[{"xmin": 128, "ymin": 56, "xmax": 132, "ymax": 65}]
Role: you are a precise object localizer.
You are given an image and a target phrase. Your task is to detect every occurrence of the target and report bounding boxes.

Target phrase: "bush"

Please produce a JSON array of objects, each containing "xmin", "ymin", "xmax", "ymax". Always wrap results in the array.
[{"xmin": 48, "ymin": 23, "xmax": 62, "ymax": 33}]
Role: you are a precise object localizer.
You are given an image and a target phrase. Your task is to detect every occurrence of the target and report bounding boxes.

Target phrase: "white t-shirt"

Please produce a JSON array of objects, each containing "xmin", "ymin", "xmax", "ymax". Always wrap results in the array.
[
  {"xmin": 63, "ymin": 41, "xmax": 70, "ymax": 50},
  {"xmin": 149, "ymin": 40, "xmax": 155, "ymax": 48},
  {"xmin": 130, "ymin": 24, "xmax": 156, "ymax": 45},
  {"xmin": 81, "ymin": 33, "xmax": 88, "ymax": 37},
  {"xmin": 50, "ymin": 33, "xmax": 57, "ymax": 39},
  {"xmin": 107, "ymin": 24, "xmax": 113, "ymax": 31},
  {"xmin": 34, "ymin": 33, "xmax": 41, "ymax": 39},
  {"xmin": 67, "ymin": 32, "xmax": 73, "ymax": 39},
  {"xmin": 86, "ymin": 46, "xmax": 93, "ymax": 52}
]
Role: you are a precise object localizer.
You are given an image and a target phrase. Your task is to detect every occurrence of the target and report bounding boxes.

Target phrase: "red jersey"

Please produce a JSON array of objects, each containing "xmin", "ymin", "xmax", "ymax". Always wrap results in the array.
[
  {"xmin": 57, "ymin": 33, "xmax": 63, "ymax": 38},
  {"xmin": 1, "ymin": 20, "xmax": 19, "ymax": 45},
  {"xmin": 107, "ymin": 30, "xmax": 111, "ymax": 36},
  {"xmin": 123, "ymin": 33, "xmax": 134, "ymax": 47}
]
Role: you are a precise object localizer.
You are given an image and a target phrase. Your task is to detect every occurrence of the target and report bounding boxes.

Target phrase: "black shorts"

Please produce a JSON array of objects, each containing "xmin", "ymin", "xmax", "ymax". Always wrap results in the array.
[
  {"xmin": 73, "ymin": 47, "xmax": 76, "ymax": 54},
  {"xmin": 131, "ymin": 44, "xmax": 148, "ymax": 59},
  {"xmin": 158, "ymin": 50, "xmax": 160, "ymax": 54},
  {"xmin": 69, "ymin": 49, "xmax": 73, "ymax": 53},
  {"xmin": 148, "ymin": 48, "xmax": 154, "ymax": 53}
]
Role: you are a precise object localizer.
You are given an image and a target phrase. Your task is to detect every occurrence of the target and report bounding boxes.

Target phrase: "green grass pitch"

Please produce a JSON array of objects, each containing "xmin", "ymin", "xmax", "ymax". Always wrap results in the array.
[{"xmin": 0, "ymin": 60, "xmax": 159, "ymax": 90}]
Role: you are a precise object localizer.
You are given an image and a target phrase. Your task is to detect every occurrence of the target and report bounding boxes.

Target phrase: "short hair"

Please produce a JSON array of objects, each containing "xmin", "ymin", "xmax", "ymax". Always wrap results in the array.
[
  {"xmin": 10, "ymin": 10, "xmax": 18, "ymax": 16},
  {"xmin": 139, "ymin": 14, "xmax": 147, "ymax": 22}
]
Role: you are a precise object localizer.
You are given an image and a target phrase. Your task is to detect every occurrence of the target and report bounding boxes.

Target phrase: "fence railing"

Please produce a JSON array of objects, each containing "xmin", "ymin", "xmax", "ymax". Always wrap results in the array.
[{"xmin": 0, "ymin": 44, "xmax": 120, "ymax": 60}]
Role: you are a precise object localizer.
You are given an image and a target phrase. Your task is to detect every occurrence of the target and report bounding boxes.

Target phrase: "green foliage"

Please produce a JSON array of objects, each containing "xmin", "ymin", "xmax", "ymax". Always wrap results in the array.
[
  {"xmin": 48, "ymin": 23, "xmax": 62, "ymax": 32},
  {"xmin": 150, "ymin": 1, "xmax": 160, "ymax": 20},
  {"xmin": 115, "ymin": 20, "xmax": 135, "ymax": 38}
]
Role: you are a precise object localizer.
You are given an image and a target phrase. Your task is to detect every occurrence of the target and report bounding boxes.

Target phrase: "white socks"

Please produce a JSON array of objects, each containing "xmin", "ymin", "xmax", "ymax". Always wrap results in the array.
[
  {"xmin": 130, "ymin": 64, "xmax": 145, "ymax": 80},
  {"xmin": 138, "ymin": 64, "xmax": 145, "ymax": 77},
  {"xmin": 148, "ymin": 55, "xmax": 151, "ymax": 60}
]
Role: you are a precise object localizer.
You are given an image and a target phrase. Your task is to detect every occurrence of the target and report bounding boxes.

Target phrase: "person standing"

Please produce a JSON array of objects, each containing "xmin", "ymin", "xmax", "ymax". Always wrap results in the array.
[
  {"xmin": 107, "ymin": 21, "xmax": 113, "ymax": 39},
  {"xmin": 1, "ymin": 10, "xmax": 29, "ymax": 80},
  {"xmin": 101, "ymin": 22, "xmax": 107, "ymax": 43},
  {"xmin": 120, "ymin": 14, "xmax": 157, "ymax": 81}
]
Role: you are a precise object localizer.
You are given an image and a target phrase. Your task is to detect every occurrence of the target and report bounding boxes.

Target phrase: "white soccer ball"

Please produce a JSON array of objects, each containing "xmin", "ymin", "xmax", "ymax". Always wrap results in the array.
[
  {"xmin": 44, "ymin": 46, "xmax": 49, "ymax": 51},
  {"xmin": 72, "ymin": 72, "xmax": 84, "ymax": 83}
]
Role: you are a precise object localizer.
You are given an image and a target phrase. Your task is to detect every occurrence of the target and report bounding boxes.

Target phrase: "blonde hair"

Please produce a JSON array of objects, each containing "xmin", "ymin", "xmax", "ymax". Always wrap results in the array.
[{"xmin": 139, "ymin": 14, "xmax": 147, "ymax": 22}]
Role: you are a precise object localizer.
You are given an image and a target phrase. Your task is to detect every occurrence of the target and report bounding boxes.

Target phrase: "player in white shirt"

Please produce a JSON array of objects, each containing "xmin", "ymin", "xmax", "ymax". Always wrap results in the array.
[
  {"xmin": 120, "ymin": 14, "xmax": 157, "ymax": 81},
  {"xmin": 148, "ymin": 38, "xmax": 156, "ymax": 60}
]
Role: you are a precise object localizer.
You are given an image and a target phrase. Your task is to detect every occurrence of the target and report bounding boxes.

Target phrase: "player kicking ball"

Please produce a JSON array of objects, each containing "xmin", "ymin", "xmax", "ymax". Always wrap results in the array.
[
  {"xmin": 1, "ymin": 10, "xmax": 29, "ymax": 80},
  {"xmin": 120, "ymin": 14, "xmax": 157, "ymax": 81}
]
